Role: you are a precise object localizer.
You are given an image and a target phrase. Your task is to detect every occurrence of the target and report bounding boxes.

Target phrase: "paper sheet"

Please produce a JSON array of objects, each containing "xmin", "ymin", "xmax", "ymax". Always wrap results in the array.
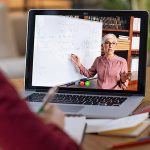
[
  {"xmin": 86, "ymin": 113, "xmax": 149, "ymax": 133},
  {"xmin": 64, "ymin": 116, "xmax": 86, "ymax": 144}
]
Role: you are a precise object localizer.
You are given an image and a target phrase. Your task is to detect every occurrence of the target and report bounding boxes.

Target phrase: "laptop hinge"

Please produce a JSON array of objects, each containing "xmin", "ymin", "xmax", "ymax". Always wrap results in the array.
[{"xmin": 30, "ymin": 89, "xmax": 142, "ymax": 96}]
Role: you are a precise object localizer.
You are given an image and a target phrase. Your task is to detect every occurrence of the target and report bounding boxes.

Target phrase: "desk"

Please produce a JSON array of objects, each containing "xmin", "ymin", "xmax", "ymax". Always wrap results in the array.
[{"xmin": 10, "ymin": 67, "xmax": 150, "ymax": 150}]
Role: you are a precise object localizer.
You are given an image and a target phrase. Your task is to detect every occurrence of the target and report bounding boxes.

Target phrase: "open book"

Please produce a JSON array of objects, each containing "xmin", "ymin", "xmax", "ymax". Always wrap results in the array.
[
  {"xmin": 98, "ymin": 120, "xmax": 150, "ymax": 137},
  {"xmin": 64, "ymin": 116, "xmax": 86, "ymax": 144},
  {"xmin": 86, "ymin": 113, "xmax": 149, "ymax": 137}
]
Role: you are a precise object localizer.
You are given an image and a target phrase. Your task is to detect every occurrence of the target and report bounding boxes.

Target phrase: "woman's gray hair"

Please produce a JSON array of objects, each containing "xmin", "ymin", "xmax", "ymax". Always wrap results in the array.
[{"xmin": 102, "ymin": 33, "xmax": 117, "ymax": 44}]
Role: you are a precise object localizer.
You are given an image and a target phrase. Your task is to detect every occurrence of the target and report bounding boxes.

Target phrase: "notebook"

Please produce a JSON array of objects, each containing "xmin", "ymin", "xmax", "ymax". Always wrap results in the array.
[
  {"xmin": 86, "ymin": 113, "xmax": 149, "ymax": 137},
  {"xmin": 24, "ymin": 10, "xmax": 148, "ymax": 119},
  {"xmin": 100, "ymin": 120, "xmax": 150, "ymax": 137},
  {"xmin": 64, "ymin": 116, "xmax": 86, "ymax": 144}
]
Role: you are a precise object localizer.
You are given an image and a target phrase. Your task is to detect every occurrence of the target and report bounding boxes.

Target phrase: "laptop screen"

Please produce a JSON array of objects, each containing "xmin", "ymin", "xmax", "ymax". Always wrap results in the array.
[{"xmin": 26, "ymin": 10, "xmax": 148, "ymax": 95}]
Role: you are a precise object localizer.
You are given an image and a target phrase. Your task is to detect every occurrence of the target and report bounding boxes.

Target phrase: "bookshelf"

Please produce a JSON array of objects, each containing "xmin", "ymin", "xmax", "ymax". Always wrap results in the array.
[
  {"xmin": 103, "ymin": 29, "xmax": 129, "ymax": 32},
  {"xmin": 129, "ymin": 16, "xmax": 140, "ymax": 90}
]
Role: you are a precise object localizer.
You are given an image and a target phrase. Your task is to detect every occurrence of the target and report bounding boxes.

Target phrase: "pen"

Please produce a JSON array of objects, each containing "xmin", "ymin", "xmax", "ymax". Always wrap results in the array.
[
  {"xmin": 38, "ymin": 87, "xmax": 58, "ymax": 113},
  {"xmin": 110, "ymin": 137, "xmax": 150, "ymax": 149}
]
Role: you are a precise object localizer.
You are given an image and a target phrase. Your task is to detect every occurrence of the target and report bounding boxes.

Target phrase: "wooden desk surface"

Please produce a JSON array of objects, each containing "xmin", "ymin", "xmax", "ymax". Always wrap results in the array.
[{"xmin": 10, "ymin": 67, "xmax": 150, "ymax": 150}]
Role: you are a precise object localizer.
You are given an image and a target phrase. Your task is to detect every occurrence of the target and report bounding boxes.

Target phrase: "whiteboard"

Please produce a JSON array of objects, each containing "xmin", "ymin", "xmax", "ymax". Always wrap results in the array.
[{"xmin": 32, "ymin": 15, "xmax": 102, "ymax": 87}]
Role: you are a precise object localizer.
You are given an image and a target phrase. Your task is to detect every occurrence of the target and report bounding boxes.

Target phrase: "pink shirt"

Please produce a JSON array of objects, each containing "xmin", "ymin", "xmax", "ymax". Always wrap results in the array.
[{"xmin": 79, "ymin": 55, "xmax": 128, "ymax": 90}]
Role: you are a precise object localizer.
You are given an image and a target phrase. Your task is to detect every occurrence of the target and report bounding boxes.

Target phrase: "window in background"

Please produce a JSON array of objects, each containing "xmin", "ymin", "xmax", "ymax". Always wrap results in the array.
[{"xmin": 0, "ymin": 0, "xmax": 73, "ymax": 11}]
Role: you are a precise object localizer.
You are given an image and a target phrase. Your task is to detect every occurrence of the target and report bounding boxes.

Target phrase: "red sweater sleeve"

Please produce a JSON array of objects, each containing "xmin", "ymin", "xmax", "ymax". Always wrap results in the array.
[{"xmin": 0, "ymin": 71, "xmax": 81, "ymax": 150}]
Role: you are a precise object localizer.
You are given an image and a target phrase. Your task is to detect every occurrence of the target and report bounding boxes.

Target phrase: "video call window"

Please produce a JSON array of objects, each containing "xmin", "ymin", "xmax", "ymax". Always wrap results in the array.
[{"xmin": 32, "ymin": 15, "xmax": 141, "ymax": 91}]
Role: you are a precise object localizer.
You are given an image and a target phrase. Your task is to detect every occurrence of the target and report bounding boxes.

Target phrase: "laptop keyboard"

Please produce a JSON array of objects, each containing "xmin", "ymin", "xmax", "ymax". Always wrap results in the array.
[{"xmin": 26, "ymin": 93, "xmax": 127, "ymax": 106}]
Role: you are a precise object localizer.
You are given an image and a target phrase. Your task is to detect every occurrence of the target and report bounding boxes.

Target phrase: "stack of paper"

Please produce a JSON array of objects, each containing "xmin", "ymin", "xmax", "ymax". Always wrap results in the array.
[
  {"xmin": 64, "ymin": 116, "xmax": 86, "ymax": 144},
  {"xmin": 131, "ymin": 57, "xmax": 139, "ymax": 80},
  {"xmin": 132, "ymin": 37, "xmax": 140, "ymax": 50},
  {"xmin": 101, "ymin": 120, "xmax": 150, "ymax": 137},
  {"xmin": 86, "ymin": 113, "xmax": 149, "ymax": 137},
  {"xmin": 133, "ymin": 18, "xmax": 141, "ymax": 31},
  {"xmin": 118, "ymin": 35, "xmax": 129, "ymax": 40},
  {"xmin": 116, "ymin": 37, "xmax": 130, "ymax": 50}
]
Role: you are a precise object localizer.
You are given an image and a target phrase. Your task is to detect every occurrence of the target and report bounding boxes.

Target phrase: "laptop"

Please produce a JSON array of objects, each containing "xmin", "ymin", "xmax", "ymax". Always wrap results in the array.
[{"xmin": 24, "ymin": 10, "xmax": 148, "ymax": 118}]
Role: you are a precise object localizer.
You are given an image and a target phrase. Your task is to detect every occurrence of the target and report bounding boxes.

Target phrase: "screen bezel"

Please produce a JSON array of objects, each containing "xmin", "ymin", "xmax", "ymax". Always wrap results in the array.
[{"xmin": 25, "ymin": 9, "xmax": 148, "ymax": 96}]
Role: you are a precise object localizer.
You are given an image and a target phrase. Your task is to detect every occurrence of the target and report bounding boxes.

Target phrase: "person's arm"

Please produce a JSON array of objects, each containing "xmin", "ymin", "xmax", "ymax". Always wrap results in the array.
[
  {"xmin": 79, "ymin": 62, "xmax": 97, "ymax": 78},
  {"xmin": 119, "ymin": 60, "xmax": 130, "ymax": 90},
  {"xmin": 0, "ymin": 71, "xmax": 81, "ymax": 150},
  {"xmin": 71, "ymin": 54, "xmax": 97, "ymax": 78}
]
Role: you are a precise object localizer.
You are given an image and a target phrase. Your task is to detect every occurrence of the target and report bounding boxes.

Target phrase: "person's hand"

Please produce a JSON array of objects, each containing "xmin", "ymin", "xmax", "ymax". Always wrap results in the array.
[
  {"xmin": 38, "ymin": 104, "xmax": 64, "ymax": 130},
  {"xmin": 120, "ymin": 72, "xmax": 131, "ymax": 83},
  {"xmin": 71, "ymin": 54, "xmax": 81, "ymax": 67}
]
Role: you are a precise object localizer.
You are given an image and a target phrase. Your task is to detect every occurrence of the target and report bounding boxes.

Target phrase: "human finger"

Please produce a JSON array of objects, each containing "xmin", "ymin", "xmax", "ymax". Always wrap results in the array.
[
  {"xmin": 38, "ymin": 104, "xmax": 64, "ymax": 129},
  {"xmin": 50, "ymin": 105, "xmax": 65, "ymax": 129},
  {"xmin": 71, "ymin": 54, "xmax": 78, "ymax": 60},
  {"xmin": 71, "ymin": 54, "xmax": 78, "ymax": 62}
]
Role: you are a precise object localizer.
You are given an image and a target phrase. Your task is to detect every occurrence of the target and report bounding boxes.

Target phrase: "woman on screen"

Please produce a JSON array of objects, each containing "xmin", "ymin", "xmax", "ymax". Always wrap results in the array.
[{"xmin": 71, "ymin": 33, "xmax": 130, "ymax": 90}]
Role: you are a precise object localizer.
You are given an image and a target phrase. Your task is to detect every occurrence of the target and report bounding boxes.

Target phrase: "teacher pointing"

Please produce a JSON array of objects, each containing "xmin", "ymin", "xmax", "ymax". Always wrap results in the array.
[{"xmin": 71, "ymin": 33, "xmax": 131, "ymax": 90}]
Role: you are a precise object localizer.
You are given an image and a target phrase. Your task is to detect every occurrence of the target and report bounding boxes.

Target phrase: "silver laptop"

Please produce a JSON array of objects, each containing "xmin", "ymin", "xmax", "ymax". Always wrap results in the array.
[{"xmin": 24, "ymin": 10, "xmax": 148, "ymax": 118}]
